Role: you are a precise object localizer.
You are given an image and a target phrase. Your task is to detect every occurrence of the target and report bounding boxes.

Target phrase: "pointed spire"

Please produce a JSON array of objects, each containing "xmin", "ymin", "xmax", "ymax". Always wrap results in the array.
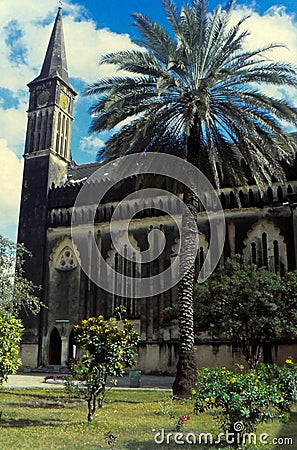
[{"xmin": 31, "ymin": 8, "xmax": 69, "ymax": 84}]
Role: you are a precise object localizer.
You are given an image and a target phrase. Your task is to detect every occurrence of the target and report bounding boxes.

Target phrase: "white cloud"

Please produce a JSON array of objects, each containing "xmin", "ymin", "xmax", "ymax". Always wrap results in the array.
[
  {"xmin": 0, "ymin": 0, "xmax": 140, "ymax": 238},
  {"xmin": 79, "ymin": 135, "xmax": 104, "ymax": 156},
  {"xmin": 231, "ymin": 5, "xmax": 297, "ymax": 106},
  {"xmin": 0, "ymin": 0, "xmax": 139, "ymax": 155},
  {"xmin": 0, "ymin": 139, "xmax": 23, "ymax": 240},
  {"xmin": 0, "ymin": 106, "xmax": 27, "ymax": 156},
  {"xmin": 233, "ymin": 5, "xmax": 297, "ymax": 65},
  {"xmin": 64, "ymin": 21, "xmax": 139, "ymax": 83}
]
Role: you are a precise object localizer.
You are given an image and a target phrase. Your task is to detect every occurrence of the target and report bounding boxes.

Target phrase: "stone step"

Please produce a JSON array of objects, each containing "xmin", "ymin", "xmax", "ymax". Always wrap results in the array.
[{"xmin": 34, "ymin": 365, "xmax": 70, "ymax": 374}]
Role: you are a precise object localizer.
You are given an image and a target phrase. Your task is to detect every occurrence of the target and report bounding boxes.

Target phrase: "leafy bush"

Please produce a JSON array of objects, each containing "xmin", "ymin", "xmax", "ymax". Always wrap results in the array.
[
  {"xmin": 0, "ymin": 235, "xmax": 43, "ymax": 384},
  {"xmin": 192, "ymin": 364, "xmax": 295, "ymax": 442},
  {"xmin": 74, "ymin": 315, "xmax": 139, "ymax": 422},
  {"xmin": 0, "ymin": 313, "xmax": 23, "ymax": 385},
  {"xmin": 193, "ymin": 257, "xmax": 297, "ymax": 369},
  {"xmin": 165, "ymin": 257, "xmax": 297, "ymax": 369},
  {"xmin": 258, "ymin": 358, "xmax": 297, "ymax": 404},
  {"xmin": 0, "ymin": 235, "xmax": 41, "ymax": 315}
]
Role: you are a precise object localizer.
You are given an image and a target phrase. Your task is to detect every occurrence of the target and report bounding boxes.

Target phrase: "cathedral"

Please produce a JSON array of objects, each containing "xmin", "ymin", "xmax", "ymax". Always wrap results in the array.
[{"xmin": 17, "ymin": 8, "xmax": 297, "ymax": 373}]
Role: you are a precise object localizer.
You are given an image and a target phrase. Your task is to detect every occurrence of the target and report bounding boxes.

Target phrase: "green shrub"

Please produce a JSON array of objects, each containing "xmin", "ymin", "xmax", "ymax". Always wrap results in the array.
[
  {"xmin": 192, "ymin": 365, "xmax": 294, "ymax": 443},
  {"xmin": 74, "ymin": 315, "xmax": 139, "ymax": 422},
  {"xmin": 0, "ymin": 313, "xmax": 23, "ymax": 385},
  {"xmin": 258, "ymin": 358, "xmax": 297, "ymax": 404}
]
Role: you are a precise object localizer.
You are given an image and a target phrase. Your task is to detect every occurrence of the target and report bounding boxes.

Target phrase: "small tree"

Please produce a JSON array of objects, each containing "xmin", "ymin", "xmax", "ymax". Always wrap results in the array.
[
  {"xmin": 0, "ymin": 235, "xmax": 42, "ymax": 384},
  {"xmin": 0, "ymin": 313, "xmax": 23, "ymax": 385},
  {"xmin": 0, "ymin": 235, "xmax": 41, "ymax": 315},
  {"xmin": 74, "ymin": 315, "xmax": 139, "ymax": 422},
  {"xmin": 193, "ymin": 256, "xmax": 297, "ymax": 368}
]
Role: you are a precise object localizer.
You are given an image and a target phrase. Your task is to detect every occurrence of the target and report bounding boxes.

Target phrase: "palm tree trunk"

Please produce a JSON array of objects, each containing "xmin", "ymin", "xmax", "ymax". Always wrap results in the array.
[{"xmin": 172, "ymin": 129, "xmax": 200, "ymax": 397}]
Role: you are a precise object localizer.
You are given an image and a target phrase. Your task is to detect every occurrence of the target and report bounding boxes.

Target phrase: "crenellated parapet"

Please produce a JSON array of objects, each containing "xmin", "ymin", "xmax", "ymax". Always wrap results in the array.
[
  {"xmin": 219, "ymin": 182, "xmax": 297, "ymax": 210},
  {"xmin": 48, "ymin": 179, "xmax": 297, "ymax": 228},
  {"xmin": 48, "ymin": 175, "xmax": 138, "ymax": 208}
]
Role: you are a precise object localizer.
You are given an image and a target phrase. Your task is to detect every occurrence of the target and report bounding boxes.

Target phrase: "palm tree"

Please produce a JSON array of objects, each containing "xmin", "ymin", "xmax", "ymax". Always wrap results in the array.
[{"xmin": 84, "ymin": 0, "xmax": 297, "ymax": 397}]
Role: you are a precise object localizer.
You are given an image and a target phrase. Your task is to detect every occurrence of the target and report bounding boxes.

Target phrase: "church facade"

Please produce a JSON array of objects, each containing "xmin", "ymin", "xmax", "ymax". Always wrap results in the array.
[{"xmin": 17, "ymin": 8, "xmax": 297, "ymax": 373}]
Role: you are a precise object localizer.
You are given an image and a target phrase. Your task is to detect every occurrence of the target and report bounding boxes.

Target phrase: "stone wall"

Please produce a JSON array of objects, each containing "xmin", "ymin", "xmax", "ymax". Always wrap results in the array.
[{"xmin": 136, "ymin": 341, "xmax": 297, "ymax": 375}]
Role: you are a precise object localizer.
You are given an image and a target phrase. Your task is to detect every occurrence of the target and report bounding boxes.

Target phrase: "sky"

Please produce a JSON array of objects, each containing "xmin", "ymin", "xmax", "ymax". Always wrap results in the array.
[{"xmin": 0, "ymin": 0, "xmax": 297, "ymax": 241}]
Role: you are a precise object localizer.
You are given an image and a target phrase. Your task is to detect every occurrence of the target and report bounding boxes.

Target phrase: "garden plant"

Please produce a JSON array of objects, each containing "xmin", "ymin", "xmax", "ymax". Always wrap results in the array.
[
  {"xmin": 193, "ymin": 360, "xmax": 297, "ymax": 446},
  {"xmin": 73, "ymin": 314, "xmax": 139, "ymax": 422}
]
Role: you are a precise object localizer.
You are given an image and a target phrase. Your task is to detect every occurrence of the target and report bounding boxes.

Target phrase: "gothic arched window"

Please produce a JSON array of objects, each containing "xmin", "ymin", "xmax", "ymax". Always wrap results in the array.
[
  {"xmin": 243, "ymin": 219, "xmax": 287, "ymax": 274},
  {"xmin": 107, "ymin": 232, "xmax": 141, "ymax": 317}
]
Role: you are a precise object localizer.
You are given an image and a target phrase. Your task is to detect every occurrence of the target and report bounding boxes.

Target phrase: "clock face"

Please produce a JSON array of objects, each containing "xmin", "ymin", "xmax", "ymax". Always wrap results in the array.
[
  {"xmin": 37, "ymin": 90, "xmax": 50, "ymax": 107},
  {"xmin": 60, "ymin": 93, "xmax": 69, "ymax": 110}
]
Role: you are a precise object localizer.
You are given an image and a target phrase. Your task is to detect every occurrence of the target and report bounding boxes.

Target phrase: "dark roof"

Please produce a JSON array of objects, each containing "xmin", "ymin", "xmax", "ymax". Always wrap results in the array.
[
  {"xmin": 29, "ymin": 8, "xmax": 69, "ymax": 85},
  {"xmin": 66, "ymin": 133, "xmax": 297, "ymax": 186},
  {"xmin": 67, "ymin": 161, "xmax": 102, "ymax": 182}
]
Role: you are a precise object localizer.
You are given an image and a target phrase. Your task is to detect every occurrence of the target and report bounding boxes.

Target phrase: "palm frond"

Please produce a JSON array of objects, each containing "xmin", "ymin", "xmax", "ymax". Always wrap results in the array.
[
  {"xmin": 132, "ymin": 12, "xmax": 175, "ymax": 64},
  {"xmin": 81, "ymin": 0, "xmax": 297, "ymax": 189}
]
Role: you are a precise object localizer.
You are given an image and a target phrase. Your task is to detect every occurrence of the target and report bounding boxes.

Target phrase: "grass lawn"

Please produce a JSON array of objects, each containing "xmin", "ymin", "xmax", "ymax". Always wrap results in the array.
[{"xmin": 0, "ymin": 388, "xmax": 296, "ymax": 449}]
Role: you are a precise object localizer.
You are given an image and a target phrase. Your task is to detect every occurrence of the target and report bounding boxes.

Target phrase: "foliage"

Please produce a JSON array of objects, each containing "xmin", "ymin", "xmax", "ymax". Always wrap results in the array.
[
  {"xmin": 175, "ymin": 414, "xmax": 190, "ymax": 432},
  {"xmin": 193, "ymin": 256, "xmax": 297, "ymax": 368},
  {"xmin": 105, "ymin": 431, "xmax": 118, "ymax": 449},
  {"xmin": 65, "ymin": 357, "xmax": 78, "ymax": 373},
  {"xmin": 161, "ymin": 256, "xmax": 297, "ymax": 369},
  {"xmin": 0, "ymin": 313, "xmax": 23, "ymax": 385},
  {"xmin": 0, "ymin": 235, "xmax": 42, "ymax": 384},
  {"xmin": 193, "ymin": 364, "xmax": 295, "ymax": 442},
  {"xmin": 73, "ymin": 315, "xmax": 139, "ymax": 422},
  {"xmin": 158, "ymin": 394, "xmax": 192, "ymax": 432},
  {"xmin": 258, "ymin": 358, "xmax": 297, "ymax": 404},
  {"xmin": 84, "ymin": 0, "xmax": 297, "ymax": 190},
  {"xmin": 0, "ymin": 235, "xmax": 41, "ymax": 315}
]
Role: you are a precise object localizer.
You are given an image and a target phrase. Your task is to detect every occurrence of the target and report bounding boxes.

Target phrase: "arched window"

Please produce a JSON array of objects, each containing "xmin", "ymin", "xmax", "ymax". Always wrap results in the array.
[
  {"xmin": 56, "ymin": 112, "xmax": 61, "ymax": 153},
  {"xmin": 251, "ymin": 242, "xmax": 257, "ymax": 264},
  {"xmin": 262, "ymin": 232, "xmax": 268, "ymax": 267},
  {"xmin": 243, "ymin": 219, "xmax": 287, "ymax": 273},
  {"xmin": 107, "ymin": 232, "xmax": 141, "ymax": 317},
  {"xmin": 49, "ymin": 237, "xmax": 79, "ymax": 272},
  {"xmin": 273, "ymin": 240, "xmax": 280, "ymax": 273}
]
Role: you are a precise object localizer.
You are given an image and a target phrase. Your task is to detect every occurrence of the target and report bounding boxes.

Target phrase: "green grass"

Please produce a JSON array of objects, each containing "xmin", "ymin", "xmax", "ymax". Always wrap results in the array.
[{"xmin": 0, "ymin": 389, "xmax": 296, "ymax": 449}]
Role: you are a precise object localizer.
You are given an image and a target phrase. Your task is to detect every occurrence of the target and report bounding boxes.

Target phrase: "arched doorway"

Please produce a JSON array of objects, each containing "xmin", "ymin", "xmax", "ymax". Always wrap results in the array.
[{"xmin": 49, "ymin": 327, "xmax": 62, "ymax": 365}]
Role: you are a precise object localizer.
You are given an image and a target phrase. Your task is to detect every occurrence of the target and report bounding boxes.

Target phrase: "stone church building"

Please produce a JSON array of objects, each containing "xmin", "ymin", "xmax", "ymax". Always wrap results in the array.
[{"xmin": 18, "ymin": 8, "xmax": 297, "ymax": 373}]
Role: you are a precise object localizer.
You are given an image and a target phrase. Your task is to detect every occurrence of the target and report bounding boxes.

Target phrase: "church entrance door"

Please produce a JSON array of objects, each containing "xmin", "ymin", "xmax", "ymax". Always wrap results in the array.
[{"xmin": 49, "ymin": 327, "xmax": 62, "ymax": 365}]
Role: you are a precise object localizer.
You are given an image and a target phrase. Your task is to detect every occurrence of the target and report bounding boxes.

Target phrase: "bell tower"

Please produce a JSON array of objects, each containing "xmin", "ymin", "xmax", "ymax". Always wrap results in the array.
[
  {"xmin": 18, "ymin": 7, "xmax": 77, "ymax": 368},
  {"xmin": 25, "ymin": 6, "xmax": 76, "ymax": 167}
]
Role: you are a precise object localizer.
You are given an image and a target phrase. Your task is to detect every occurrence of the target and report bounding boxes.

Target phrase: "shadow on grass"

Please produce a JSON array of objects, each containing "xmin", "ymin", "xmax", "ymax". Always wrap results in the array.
[
  {"xmin": 0, "ymin": 390, "xmax": 65, "ymax": 400},
  {"xmin": 107, "ymin": 399, "xmax": 150, "ymax": 405},
  {"xmin": 274, "ymin": 411, "xmax": 297, "ymax": 450},
  {"xmin": 7, "ymin": 401, "xmax": 68, "ymax": 409},
  {"xmin": 1, "ymin": 390, "xmax": 82, "ymax": 401},
  {"xmin": 124, "ymin": 440, "xmax": 210, "ymax": 450},
  {"xmin": 0, "ymin": 418, "xmax": 62, "ymax": 428}
]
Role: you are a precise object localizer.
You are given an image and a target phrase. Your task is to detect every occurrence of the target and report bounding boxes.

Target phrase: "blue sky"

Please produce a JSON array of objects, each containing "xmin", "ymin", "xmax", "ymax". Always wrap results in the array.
[{"xmin": 0, "ymin": 0, "xmax": 296, "ymax": 240}]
